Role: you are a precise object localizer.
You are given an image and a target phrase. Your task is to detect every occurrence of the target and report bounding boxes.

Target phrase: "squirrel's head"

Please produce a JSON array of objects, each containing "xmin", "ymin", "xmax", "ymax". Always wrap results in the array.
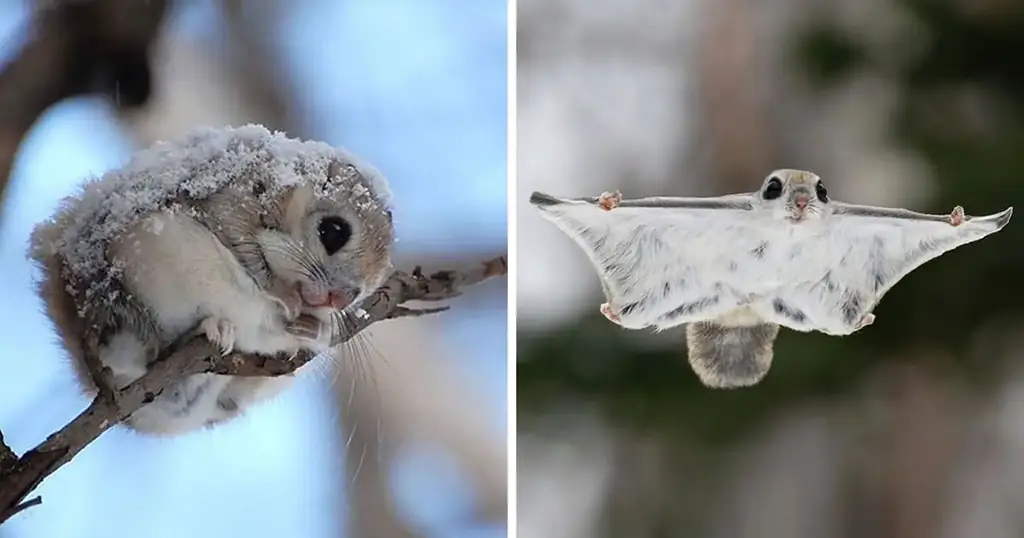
[
  {"xmin": 257, "ymin": 160, "xmax": 395, "ymax": 320},
  {"xmin": 753, "ymin": 169, "xmax": 832, "ymax": 223}
]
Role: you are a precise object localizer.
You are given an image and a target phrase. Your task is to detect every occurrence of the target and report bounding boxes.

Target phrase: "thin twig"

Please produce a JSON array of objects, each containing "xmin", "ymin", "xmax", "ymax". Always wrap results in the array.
[
  {"xmin": 0, "ymin": 256, "xmax": 506, "ymax": 524},
  {"xmin": 4, "ymin": 497, "xmax": 41, "ymax": 519}
]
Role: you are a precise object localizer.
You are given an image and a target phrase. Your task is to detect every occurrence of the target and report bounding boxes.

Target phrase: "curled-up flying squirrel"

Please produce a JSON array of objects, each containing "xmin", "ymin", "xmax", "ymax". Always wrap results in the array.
[
  {"xmin": 30, "ymin": 124, "xmax": 395, "ymax": 436},
  {"xmin": 530, "ymin": 170, "xmax": 1013, "ymax": 389}
]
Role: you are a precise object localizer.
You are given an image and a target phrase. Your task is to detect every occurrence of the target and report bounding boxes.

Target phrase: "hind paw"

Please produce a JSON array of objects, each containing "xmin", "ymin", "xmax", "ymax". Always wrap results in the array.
[
  {"xmin": 201, "ymin": 317, "xmax": 236, "ymax": 355},
  {"xmin": 600, "ymin": 302, "xmax": 622, "ymax": 324},
  {"xmin": 854, "ymin": 313, "xmax": 876, "ymax": 331},
  {"xmin": 598, "ymin": 190, "xmax": 622, "ymax": 211},
  {"xmin": 948, "ymin": 206, "xmax": 965, "ymax": 226}
]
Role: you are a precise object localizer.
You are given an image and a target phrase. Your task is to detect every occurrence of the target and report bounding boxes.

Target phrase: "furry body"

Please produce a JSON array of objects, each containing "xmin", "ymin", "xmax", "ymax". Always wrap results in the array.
[
  {"xmin": 31, "ymin": 125, "xmax": 394, "ymax": 435},
  {"xmin": 530, "ymin": 169, "xmax": 1012, "ymax": 387}
]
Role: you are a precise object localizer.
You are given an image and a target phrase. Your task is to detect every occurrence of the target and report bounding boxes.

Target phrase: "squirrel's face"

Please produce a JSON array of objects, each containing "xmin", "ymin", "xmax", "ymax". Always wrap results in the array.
[
  {"xmin": 755, "ymin": 169, "xmax": 832, "ymax": 223},
  {"xmin": 258, "ymin": 166, "xmax": 395, "ymax": 318}
]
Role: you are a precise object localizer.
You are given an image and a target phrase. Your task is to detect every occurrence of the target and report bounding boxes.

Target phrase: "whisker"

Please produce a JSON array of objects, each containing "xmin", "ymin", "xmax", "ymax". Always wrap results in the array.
[
  {"xmin": 275, "ymin": 240, "xmax": 330, "ymax": 284},
  {"xmin": 331, "ymin": 308, "xmax": 387, "ymax": 466},
  {"xmin": 258, "ymin": 242, "xmax": 320, "ymax": 282},
  {"xmin": 350, "ymin": 332, "xmax": 385, "ymax": 466},
  {"xmin": 344, "ymin": 409, "xmax": 359, "ymax": 450},
  {"xmin": 350, "ymin": 440, "xmax": 367, "ymax": 486}
]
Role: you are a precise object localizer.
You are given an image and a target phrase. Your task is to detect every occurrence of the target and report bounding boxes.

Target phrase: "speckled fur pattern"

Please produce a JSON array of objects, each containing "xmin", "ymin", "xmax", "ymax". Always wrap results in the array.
[
  {"xmin": 29, "ymin": 126, "xmax": 395, "ymax": 435},
  {"xmin": 531, "ymin": 169, "xmax": 1013, "ymax": 387}
]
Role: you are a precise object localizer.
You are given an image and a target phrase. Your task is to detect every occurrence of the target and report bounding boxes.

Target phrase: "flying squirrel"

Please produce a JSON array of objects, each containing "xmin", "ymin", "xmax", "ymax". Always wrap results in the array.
[
  {"xmin": 29, "ymin": 124, "xmax": 395, "ymax": 436},
  {"xmin": 531, "ymin": 169, "xmax": 1012, "ymax": 388}
]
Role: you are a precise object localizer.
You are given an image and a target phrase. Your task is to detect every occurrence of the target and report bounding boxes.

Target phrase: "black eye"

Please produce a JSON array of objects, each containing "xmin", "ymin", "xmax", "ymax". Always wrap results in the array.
[
  {"xmin": 815, "ymin": 181, "xmax": 829, "ymax": 203},
  {"xmin": 318, "ymin": 216, "xmax": 352, "ymax": 256},
  {"xmin": 763, "ymin": 177, "xmax": 783, "ymax": 200}
]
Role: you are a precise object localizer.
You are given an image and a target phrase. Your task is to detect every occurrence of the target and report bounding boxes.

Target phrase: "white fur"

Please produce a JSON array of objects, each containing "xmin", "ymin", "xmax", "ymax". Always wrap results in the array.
[
  {"xmin": 533, "ymin": 189, "xmax": 1011, "ymax": 336},
  {"xmin": 103, "ymin": 211, "xmax": 329, "ymax": 435}
]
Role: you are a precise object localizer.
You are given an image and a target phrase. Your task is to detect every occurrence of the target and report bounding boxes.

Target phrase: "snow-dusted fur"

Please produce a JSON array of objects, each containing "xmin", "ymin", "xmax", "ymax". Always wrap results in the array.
[
  {"xmin": 30, "ymin": 125, "xmax": 395, "ymax": 435},
  {"xmin": 531, "ymin": 169, "xmax": 1012, "ymax": 387}
]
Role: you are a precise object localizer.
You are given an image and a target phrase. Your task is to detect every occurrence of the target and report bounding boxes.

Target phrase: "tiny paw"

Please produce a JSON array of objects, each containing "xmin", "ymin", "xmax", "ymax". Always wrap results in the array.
[
  {"xmin": 598, "ymin": 190, "xmax": 622, "ymax": 211},
  {"xmin": 854, "ymin": 313, "xmax": 876, "ymax": 331},
  {"xmin": 948, "ymin": 206, "xmax": 965, "ymax": 226},
  {"xmin": 600, "ymin": 302, "xmax": 622, "ymax": 324},
  {"xmin": 267, "ymin": 280, "xmax": 303, "ymax": 320},
  {"xmin": 201, "ymin": 317, "xmax": 236, "ymax": 355}
]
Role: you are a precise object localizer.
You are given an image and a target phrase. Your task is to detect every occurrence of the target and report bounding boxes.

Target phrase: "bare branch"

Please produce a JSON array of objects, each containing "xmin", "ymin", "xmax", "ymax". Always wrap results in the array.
[
  {"xmin": 4, "ymin": 497, "xmax": 41, "ymax": 519},
  {"xmin": 0, "ymin": 257, "xmax": 506, "ymax": 524},
  {"xmin": 0, "ymin": 0, "xmax": 170, "ymax": 210}
]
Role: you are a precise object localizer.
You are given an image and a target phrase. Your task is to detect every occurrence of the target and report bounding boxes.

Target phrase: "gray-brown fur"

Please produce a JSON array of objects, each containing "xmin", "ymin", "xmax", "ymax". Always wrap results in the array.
[
  {"xmin": 32, "ymin": 212, "xmax": 162, "ymax": 396},
  {"xmin": 685, "ymin": 321, "xmax": 780, "ymax": 388},
  {"xmin": 29, "ymin": 126, "xmax": 394, "ymax": 423}
]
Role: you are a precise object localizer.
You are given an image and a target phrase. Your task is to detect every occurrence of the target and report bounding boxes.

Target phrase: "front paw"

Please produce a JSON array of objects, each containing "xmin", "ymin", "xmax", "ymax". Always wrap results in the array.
[
  {"xmin": 600, "ymin": 303, "xmax": 623, "ymax": 325},
  {"xmin": 598, "ymin": 190, "xmax": 622, "ymax": 211},
  {"xmin": 948, "ymin": 206, "xmax": 965, "ymax": 226},
  {"xmin": 201, "ymin": 316, "xmax": 237, "ymax": 355},
  {"xmin": 267, "ymin": 281, "xmax": 303, "ymax": 321},
  {"xmin": 854, "ymin": 313, "xmax": 876, "ymax": 331}
]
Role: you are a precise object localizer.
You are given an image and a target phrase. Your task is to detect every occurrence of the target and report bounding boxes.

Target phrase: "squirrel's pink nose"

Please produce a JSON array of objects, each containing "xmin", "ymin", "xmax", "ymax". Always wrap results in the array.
[
  {"xmin": 794, "ymin": 195, "xmax": 808, "ymax": 210},
  {"xmin": 328, "ymin": 291, "xmax": 351, "ymax": 310}
]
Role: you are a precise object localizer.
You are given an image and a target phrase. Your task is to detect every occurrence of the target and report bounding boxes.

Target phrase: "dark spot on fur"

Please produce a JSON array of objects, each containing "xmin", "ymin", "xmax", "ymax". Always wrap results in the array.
[
  {"xmin": 252, "ymin": 181, "xmax": 266, "ymax": 196},
  {"xmin": 582, "ymin": 229, "xmax": 608, "ymax": 252},
  {"xmin": 663, "ymin": 282, "xmax": 672, "ymax": 296},
  {"xmin": 871, "ymin": 270, "xmax": 886, "ymax": 293},
  {"xmin": 841, "ymin": 294, "xmax": 863, "ymax": 325},
  {"xmin": 660, "ymin": 295, "xmax": 720, "ymax": 321},
  {"xmin": 870, "ymin": 237, "xmax": 888, "ymax": 292},
  {"xmin": 751, "ymin": 241, "xmax": 768, "ymax": 259},
  {"xmin": 772, "ymin": 299, "xmax": 807, "ymax": 323},
  {"xmin": 822, "ymin": 271, "xmax": 838, "ymax": 293},
  {"xmin": 143, "ymin": 392, "xmax": 156, "ymax": 404},
  {"xmin": 620, "ymin": 301, "xmax": 643, "ymax": 317},
  {"xmin": 729, "ymin": 261, "xmax": 739, "ymax": 272},
  {"xmin": 217, "ymin": 397, "xmax": 239, "ymax": 412}
]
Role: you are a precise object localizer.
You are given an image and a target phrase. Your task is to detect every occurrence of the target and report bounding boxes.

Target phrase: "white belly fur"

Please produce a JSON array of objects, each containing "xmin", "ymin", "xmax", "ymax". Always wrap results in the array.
[{"xmin": 101, "ymin": 210, "xmax": 302, "ymax": 435}]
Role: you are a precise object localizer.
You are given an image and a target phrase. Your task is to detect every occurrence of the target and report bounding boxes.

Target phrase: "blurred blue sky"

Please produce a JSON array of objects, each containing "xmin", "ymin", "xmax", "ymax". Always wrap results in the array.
[{"xmin": 0, "ymin": 1, "xmax": 507, "ymax": 537}]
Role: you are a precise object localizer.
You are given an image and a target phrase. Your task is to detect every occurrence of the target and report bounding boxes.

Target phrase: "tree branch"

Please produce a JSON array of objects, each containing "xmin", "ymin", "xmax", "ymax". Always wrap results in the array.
[
  {"xmin": 0, "ymin": 0, "xmax": 170, "ymax": 211},
  {"xmin": 0, "ymin": 256, "xmax": 506, "ymax": 525}
]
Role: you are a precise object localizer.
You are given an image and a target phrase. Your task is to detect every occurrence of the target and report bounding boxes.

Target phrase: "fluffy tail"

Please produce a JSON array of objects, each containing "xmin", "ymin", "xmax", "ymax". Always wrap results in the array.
[
  {"xmin": 29, "ymin": 222, "xmax": 98, "ymax": 395},
  {"xmin": 685, "ymin": 321, "xmax": 780, "ymax": 388}
]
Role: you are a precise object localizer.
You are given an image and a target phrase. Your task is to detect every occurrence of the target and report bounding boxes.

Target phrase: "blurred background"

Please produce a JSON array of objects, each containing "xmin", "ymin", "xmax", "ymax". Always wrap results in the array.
[
  {"xmin": 0, "ymin": 1, "xmax": 506, "ymax": 537},
  {"xmin": 517, "ymin": 0, "xmax": 1024, "ymax": 537}
]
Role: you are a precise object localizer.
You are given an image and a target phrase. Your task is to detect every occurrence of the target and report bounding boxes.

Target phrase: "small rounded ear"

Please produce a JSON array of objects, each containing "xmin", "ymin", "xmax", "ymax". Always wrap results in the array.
[{"xmin": 282, "ymin": 184, "xmax": 315, "ymax": 237}]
